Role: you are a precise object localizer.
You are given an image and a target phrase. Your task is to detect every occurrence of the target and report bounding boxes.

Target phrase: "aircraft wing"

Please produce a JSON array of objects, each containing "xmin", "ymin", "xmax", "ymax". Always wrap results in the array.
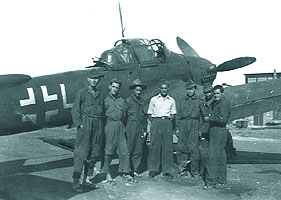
[
  {"xmin": 225, "ymin": 78, "xmax": 281, "ymax": 121},
  {"xmin": 0, "ymin": 74, "xmax": 31, "ymax": 89}
]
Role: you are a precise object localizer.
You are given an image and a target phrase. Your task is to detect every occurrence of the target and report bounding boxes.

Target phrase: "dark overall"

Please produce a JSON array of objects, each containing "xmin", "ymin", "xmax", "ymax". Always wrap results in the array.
[
  {"xmin": 71, "ymin": 87, "xmax": 103, "ymax": 179},
  {"xmin": 125, "ymin": 94, "xmax": 146, "ymax": 173},
  {"xmin": 205, "ymin": 98, "xmax": 231, "ymax": 186},
  {"xmin": 148, "ymin": 117, "xmax": 174, "ymax": 174},
  {"xmin": 176, "ymin": 95, "xmax": 201, "ymax": 176},
  {"xmin": 199, "ymin": 97, "xmax": 212, "ymax": 180},
  {"xmin": 103, "ymin": 94, "xmax": 131, "ymax": 174}
]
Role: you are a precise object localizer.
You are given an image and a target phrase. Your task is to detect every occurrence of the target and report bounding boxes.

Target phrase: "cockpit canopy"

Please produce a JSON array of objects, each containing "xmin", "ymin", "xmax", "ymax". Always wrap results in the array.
[{"xmin": 94, "ymin": 38, "xmax": 170, "ymax": 70}]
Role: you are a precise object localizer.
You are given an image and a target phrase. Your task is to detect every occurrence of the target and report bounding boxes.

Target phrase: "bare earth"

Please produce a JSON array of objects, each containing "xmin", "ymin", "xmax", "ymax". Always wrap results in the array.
[{"xmin": 1, "ymin": 126, "xmax": 281, "ymax": 200}]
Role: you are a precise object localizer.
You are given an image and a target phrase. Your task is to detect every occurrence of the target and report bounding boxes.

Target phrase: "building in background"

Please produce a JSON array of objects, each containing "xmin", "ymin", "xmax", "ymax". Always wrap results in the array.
[{"xmin": 244, "ymin": 70, "xmax": 281, "ymax": 126}]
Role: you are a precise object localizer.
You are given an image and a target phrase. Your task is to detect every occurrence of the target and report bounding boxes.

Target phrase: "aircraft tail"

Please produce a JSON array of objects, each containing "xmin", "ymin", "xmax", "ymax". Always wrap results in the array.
[{"xmin": 0, "ymin": 74, "xmax": 31, "ymax": 89}]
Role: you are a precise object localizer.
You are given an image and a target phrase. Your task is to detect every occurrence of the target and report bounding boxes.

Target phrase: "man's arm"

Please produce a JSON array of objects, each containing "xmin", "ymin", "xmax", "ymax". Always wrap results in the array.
[{"xmin": 71, "ymin": 90, "xmax": 83, "ymax": 128}]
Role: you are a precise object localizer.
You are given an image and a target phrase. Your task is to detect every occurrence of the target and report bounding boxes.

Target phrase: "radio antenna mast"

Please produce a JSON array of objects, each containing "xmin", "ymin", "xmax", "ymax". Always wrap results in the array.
[{"xmin": 118, "ymin": 2, "xmax": 125, "ymax": 37}]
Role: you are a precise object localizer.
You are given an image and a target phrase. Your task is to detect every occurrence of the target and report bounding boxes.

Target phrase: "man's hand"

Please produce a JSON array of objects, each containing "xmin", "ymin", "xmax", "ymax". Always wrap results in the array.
[
  {"xmin": 142, "ymin": 131, "xmax": 148, "ymax": 138},
  {"xmin": 204, "ymin": 117, "xmax": 210, "ymax": 122},
  {"xmin": 79, "ymin": 124, "xmax": 83, "ymax": 129},
  {"xmin": 175, "ymin": 130, "xmax": 179, "ymax": 137}
]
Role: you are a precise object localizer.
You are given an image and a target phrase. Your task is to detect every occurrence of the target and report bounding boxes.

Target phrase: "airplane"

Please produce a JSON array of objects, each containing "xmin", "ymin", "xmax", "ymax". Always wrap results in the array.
[{"xmin": 2, "ymin": 35, "xmax": 279, "ymax": 137}]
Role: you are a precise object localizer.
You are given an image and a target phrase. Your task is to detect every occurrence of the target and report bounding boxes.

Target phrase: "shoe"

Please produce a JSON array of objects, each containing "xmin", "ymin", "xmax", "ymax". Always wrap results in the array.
[
  {"xmin": 84, "ymin": 176, "xmax": 99, "ymax": 189},
  {"xmin": 203, "ymin": 185, "xmax": 213, "ymax": 190},
  {"xmin": 104, "ymin": 173, "xmax": 116, "ymax": 185},
  {"xmin": 149, "ymin": 171, "xmax": 158, "ymax": 178},
  {"xmin": 72, "ymin": 179, "xmax": 83, "ymax": 193},
  {"xmin": 134, "ymin": 172, "xmax": 141, "ymax": 177},
  {"xmin": 176, "ymin": 170, "xmax": 189, "ymax": 177},
  {"xmin": 85, "ymin": 175, "xmax": 94, "ymax": 184},
  {"xmin": 121, "ymin": 174, "xmax": 134, "ymax": 182},
  {"xmin": 162, "ymin": 173, "xmax": 173, "ymax": 179}
]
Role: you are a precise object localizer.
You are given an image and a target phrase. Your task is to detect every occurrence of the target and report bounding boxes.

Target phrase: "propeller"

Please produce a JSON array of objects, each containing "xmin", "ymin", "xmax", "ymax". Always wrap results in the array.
[
  {"xmin": 216, "ymin": 57, "xmax": 256, "ymax": 72},
  {"xmin": 176, "ymin": 36, "xmax": 256, "ymax": 72},
  {"xmin": 176, "ymin": 36, "xmax": 199, "ymax": 57}
]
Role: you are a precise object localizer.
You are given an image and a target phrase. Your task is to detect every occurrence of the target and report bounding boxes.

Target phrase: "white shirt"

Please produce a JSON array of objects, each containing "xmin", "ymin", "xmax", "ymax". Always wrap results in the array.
[{"xmin": 147, "ymin": 94, "xmax": 176, "ymax": 117}]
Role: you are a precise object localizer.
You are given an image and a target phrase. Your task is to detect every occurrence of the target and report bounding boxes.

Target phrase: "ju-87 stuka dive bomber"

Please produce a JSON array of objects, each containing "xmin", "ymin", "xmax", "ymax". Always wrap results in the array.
[{"xmin": 1, "ymin": 36, "xmax": 279, "ymax": 136}]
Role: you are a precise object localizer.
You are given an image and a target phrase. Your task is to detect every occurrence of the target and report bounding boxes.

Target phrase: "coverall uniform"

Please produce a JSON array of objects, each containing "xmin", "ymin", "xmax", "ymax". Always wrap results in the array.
[
  {"xmin": 147, "ymin": 94, "xmax": 176, "ymax": 175},
  {"xmin": 103, "ymin": 94, "xmax": 131, "ymax": 174},
  {"xmin": 199, "ymin": 96, "xmax": 212, "ymax": 180},
  {"xmin": 176, "ymin": 95, "xmax": 201, "ymax": 176},
  {"xmin": 206, "ymin": 98, "xmax": 231, "ymax": 186},
  {"xmin": 125, "ymin": 94, "xmax": 147, "ymax": 173},
  {"xmin": 71, "ymin": 86, "xmax": 103, "ymax": 180}
]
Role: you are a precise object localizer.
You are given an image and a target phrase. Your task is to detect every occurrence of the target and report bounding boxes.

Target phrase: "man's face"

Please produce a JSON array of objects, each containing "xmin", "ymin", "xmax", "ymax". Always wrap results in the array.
[
  {"xmin": 133, "ymin": 86, "xmax": 143, "ymax": 98},
  {"xmin": 213, "ymin": 89, "xmax": 222, "ymax": 101},
  {"xmin": 109, "ymin": 82, "xmax": 121, "ymax": 96},
  {"xmin": 159, "ymin": 84, "xmax": 168, "ymax": 97},
  {"xmin": 186, "ymin": 87, "xmax": 195, "ymax": 97},
  {"xmin": 204, "ymin": 91, "xmax": 213, "ymax": 100},
  {"xmin": 88, "ymin": 77, "xmax": 100, "ymax": 87}
]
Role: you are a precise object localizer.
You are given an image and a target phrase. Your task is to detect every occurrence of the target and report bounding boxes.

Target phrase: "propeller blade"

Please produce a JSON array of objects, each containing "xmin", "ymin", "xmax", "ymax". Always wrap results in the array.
[
  {"xmin": 217, "ymin": 57, "xmax": 256, "ymax": 72},
  {"xmin": 176, "ymin": 36, "xmax": 199, "ymax": 57}
]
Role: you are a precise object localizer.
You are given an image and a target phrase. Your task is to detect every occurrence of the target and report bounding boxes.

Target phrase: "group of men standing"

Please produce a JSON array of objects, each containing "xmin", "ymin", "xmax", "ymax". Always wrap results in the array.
[{"xmin": 70, "ymin": 70, "xmax": 234, "ymax": 192}]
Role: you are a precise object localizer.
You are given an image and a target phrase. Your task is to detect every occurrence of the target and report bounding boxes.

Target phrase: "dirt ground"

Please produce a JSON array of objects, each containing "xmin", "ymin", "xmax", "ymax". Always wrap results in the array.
[{"xmin": 1, "ymin": 126, "xmax": 281, "ymax": 200}]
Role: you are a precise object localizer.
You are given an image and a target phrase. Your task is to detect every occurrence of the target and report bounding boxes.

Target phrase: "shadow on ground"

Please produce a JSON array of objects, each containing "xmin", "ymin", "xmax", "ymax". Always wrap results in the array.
[{"xmin": 228, "ymin": 151, "xmax": 281, "ymax": 164}]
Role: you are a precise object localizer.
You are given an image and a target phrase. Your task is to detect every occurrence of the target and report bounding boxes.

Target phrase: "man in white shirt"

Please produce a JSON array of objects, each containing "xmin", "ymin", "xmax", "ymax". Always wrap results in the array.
[{"xmin": 147, "ymin": 80, "xmax": 176, "ymax": 179}]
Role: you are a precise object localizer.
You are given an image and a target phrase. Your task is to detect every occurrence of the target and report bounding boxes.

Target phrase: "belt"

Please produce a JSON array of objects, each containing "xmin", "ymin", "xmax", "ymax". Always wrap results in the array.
[
  {"xmin": 127, "ymin": 119, "xmax": 142, "ymax": 122},
  {"xmin": 210, "ymin": 122, "xmax": 226, "ymax": 128},
  {"xmin": 83, "ymin": 113, "xmax": 101, "ymax": 118},
  {"xmin": 180, "ymin": 117, "xmax": 199, "ymax": 120},
  {"xmin": 107, "ymin": 118, "xmax": 123, "ymax": 122},
  {"xmin": 152, "ymin": 116, "xmax": 171, "ymax": 120}
]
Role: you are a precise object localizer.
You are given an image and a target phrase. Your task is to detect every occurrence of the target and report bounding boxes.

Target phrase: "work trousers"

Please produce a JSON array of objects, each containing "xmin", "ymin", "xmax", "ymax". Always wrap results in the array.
[
  {"xmin": 103, "ymin": 120, "xmax": 131, "ymax": 174},
  {"xmin": 73, "ymin": 117, "xmax": 102, "ymax": 179},
  {"xmin": 198, "ymin": 137, "xmax": 208, "ymax": 180},
  {"xmin": 205, "ymin": 126, "xmax": 228, "ymax": 185},
  {"xmin": 147, "ymin": 118, "xmax": 173, "ymax": 174},
  {"xmin": 177, "ymin": 118, "xmax": 200, "ymax": 175},
  {"xmin": 126, "ymin": 121, "xmax": 145, "ymax": 172}
]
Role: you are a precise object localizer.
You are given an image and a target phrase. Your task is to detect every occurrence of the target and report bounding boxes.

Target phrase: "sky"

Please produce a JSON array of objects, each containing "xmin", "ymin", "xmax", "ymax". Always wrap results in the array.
[{"xmin": 0, "ymin": 0, "xmax": 280, "ymax": 86}]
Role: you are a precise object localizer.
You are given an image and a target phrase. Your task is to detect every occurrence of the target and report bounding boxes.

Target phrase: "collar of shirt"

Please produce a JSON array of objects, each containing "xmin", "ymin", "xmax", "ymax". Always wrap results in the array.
[
  {"xmin": 185, "ymin": 94, "xmax": 197, "ymax": 100},
  {"xmin": 131, "ymin": 94, "xmax": 143, "ymax": 104},
  {"xmin": 87, "ymin": 86, "xmax": 100, "ymax": 98},
  {"xmin": 108, "ymin": 93, "xmax": 121, "ymax": 101},
  {"xmin": 156, "ymin": 93, "xmax": 171, "ymax": 100}
]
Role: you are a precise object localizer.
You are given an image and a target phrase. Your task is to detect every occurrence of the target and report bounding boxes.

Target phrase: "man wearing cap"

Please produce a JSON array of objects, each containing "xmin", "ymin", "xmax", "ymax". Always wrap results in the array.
[
  {"xmin": 176, "ymin": 79, "xmax": 202, "ymax": 178},
  {"xmin": 125, "ymin": 79, "xmax": 147, "ymax": 179},
  {"xmin": 71, "ymin": 70, "xmax": 104, "ymax": 192},
  {"xmin": 147, "ymin": 79, "xmax": 176, "ymax": 179},
  {"xmin": 198, "ymin": 83, "xmax": 213, "ymax": 181},
  {"xmin": 103, "ymin": 79, "xmax": 133, "ymax": 183}
]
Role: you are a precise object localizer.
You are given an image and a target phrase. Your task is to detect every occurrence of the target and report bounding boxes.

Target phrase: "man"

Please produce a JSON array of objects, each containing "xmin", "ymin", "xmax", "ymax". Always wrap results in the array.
[
  {"xmin": 204, "ymin": 85, "xmax": 231, "ymax": 188},
  {"xmin": 125, "ymin": 79, "xmax": 147, "ymax": 179},
  {"xmin": 147, "ymin": 80, "xmax": 176, "ymax": 179},
  {"xmin": 199, "ymin": 83, "xmax": 213, "ymax": 181},
  {"xmin": 71, "ymin": 70, "xmax": 104, "ymax": 193},
  {"xmin": 176, "ymin": 79, "xmax": 202, "ymax": 178},
  {"xmin": 103, "ymin": 79, "xmax": 133, "ymax": 183}
]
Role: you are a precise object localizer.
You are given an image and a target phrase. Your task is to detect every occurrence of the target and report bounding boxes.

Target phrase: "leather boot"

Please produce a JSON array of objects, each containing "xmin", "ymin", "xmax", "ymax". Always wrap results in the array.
[{"xmin": 72, "ymin": 179, "xmax": 83, "ymax": 193}]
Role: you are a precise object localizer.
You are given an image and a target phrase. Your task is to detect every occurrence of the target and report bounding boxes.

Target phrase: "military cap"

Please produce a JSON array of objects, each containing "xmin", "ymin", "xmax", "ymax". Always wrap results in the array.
[
  {"xmin": 203, "ymin": 83, "xmax": 213, "ymax": 93},
  {"xmin": 110, "ymin": 78, "xmax": 122, "ymax": 86},
  {"xmin": 129, "ymin": 79, "xmax": 147, "ymax": 90},
  {"xmin": 88, "ymin": 70, "xmax": 105, "ymax": 79},
  {"xmin": 185, "ymin": 79, "xmax": 197, "ymax": 89}
]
